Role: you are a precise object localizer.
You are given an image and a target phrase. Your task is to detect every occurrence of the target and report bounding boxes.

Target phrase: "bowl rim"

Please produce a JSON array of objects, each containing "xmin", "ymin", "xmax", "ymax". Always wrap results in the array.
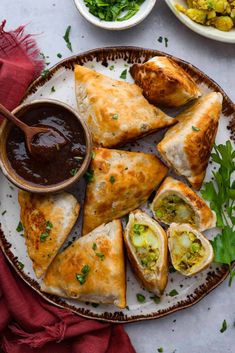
[
  {"xmin": 0, "ymin": 99, "xmax": 92, "ymax": 194},
  {"xmin": 165, "ymin": 0, "xmax": 235, "ymax": 43},
  {"xmin": 73, "ymin": 0, "xmax": 157, "ymax": 30}
]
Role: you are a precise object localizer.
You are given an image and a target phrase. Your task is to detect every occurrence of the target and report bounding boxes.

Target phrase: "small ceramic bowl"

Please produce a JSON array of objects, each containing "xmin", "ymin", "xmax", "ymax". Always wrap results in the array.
[
  {"xmin": 0, "ymin": 99, "xmax": 92, "ymax": 193},
  {"xmin": 74, "ymin": 0, "xmax": 157, "ymax": 30}
]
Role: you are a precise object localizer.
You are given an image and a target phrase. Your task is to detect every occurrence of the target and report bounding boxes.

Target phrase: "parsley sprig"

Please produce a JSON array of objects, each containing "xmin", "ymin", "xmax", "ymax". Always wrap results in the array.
[{"xmin": 201, "ymin": 141, "xmax": 235, "ymax": 285}]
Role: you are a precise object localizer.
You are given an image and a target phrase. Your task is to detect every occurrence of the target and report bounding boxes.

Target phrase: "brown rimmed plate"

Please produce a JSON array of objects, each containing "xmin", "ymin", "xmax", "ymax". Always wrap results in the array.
[{"xmin": 0, "ymin": 47, "xmax": 234, "ymax": 323}]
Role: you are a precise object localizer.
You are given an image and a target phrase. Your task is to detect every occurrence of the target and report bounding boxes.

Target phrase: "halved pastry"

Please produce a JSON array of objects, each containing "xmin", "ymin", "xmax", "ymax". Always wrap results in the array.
[
  {"xmin": 83, "ymin": 147, "xmax": 168, "ymax": 235},
  {"xmin": 167, "ymin": 223, "xmax": 214, "ymax": 276},
  {"xmin": 124, "ymin": 210, "xmax": 168, "ymax": 295},
  {"xmin": 130, "ymin": 56, "xmax": 201, "ymax": 108},
  {"xmin": 157, "ymin": 92, "xmax": 223, "ymax": 189},
  {"xmin": 151, "ymin": 177, "xmax": 216, "ymax": 231},
  {"xmin": 74, "ymin": 65, "xmax": 176, "ymax": 148},
  {"xmin": 18, "ymin": 191, "xmax": 80, "ymax": 278},
  {"xmin": 41, "ymin": 220, "xmax": 126, "ymax": 309}
]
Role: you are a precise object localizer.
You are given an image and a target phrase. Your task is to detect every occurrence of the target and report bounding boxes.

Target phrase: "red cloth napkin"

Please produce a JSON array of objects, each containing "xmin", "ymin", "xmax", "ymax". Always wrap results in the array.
[{"xmin": 0, "ymin": 21, "xmax": 136, "ymax": 353}]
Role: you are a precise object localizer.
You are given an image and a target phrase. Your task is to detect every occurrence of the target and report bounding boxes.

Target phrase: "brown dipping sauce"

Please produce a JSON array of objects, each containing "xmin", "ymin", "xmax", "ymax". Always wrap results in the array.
[{"xmin": 6, "ymin": 104, "xmax": 86, "ymax": 186}]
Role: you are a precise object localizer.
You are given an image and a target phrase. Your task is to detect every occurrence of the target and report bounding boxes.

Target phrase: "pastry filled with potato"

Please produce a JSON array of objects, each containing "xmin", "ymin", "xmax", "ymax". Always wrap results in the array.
[
  {"xmin": 167, "ymin": 223, "xmax": 214, "ymax": 276},
  {"xmin": 124, "ymin": 210, "xmax": 168, "ymax": 296}
]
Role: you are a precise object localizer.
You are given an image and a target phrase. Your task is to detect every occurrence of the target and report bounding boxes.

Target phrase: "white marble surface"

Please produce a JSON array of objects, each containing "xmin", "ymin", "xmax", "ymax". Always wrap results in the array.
[{"xmin": 1, "ymin": 1, "xmax": 235, "ymax": 352}]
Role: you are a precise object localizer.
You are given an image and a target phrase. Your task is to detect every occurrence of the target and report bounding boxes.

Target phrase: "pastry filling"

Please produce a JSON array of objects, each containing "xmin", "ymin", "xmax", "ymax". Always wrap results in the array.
[
  {"xmin": 171, "ymin": 230, "xmax": 205, "ymax": 274},
  {"xmin": 130, "ymin": 223, "xmax": 159, "ymax": 271},
  {"xmin": 154, "ymin": 193, "xmax": 196, "ymax": 226}
]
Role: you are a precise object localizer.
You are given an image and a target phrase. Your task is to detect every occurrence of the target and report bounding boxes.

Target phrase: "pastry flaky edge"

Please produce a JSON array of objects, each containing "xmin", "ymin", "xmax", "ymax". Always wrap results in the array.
[
  {"xmin": 74, "ymin": 64, "xmax": 177, "ymax": 148},
  {"xmin": 157, "ymin": 92, "xmax": 223, "ymax": 190},
  {"xmin": 41, "ymin": 220, "xmax": 126, "ymax": 309},
  {"xmin": 167, "ymin": 223, "xmax": 214, "ymax": 276},
  {"xmin": 18, "ymin": 191, "xmax": 80, "ymax": 279},
  {"xmin": 151, "ymin": 176, "xmax": 216, "ymax": 231},
  {"xmin": 124, "ymin": 209, "xmax": 168, "ymax": 296},
  {"xmin": 82, "ymin": 147, "xmax": 168, "ymax": 235},
  {"xmin": 130, "ymin": 56, "xmax": 201, "ymax": 108}
]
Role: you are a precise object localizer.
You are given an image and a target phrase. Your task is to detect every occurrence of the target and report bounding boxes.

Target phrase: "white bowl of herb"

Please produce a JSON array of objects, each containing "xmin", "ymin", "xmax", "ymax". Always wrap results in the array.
[{"xmin": 74, "ymin": 0, "xmax": 157, "ymax": 30}]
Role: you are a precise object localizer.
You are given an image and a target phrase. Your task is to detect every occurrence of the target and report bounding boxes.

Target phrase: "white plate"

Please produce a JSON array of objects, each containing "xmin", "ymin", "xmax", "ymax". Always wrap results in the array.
[
  {"xmin": 165, "ymin": 0, "xmax": 235, "ymax": 43},
  {"xmin": 0, "ymin": 47, "xmax": 234, "ymax": 323}
]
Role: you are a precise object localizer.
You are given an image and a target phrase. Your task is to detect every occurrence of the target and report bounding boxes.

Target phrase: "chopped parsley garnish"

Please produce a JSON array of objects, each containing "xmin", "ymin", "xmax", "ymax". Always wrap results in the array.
[
  {"xmin": 74, "ymin": 156, "xmax": 83, "ymax": 161},
  {"xmin": 157, "ymin": 348, "xmax": 164, "ymax": 353},
  {"xmin": 164, "ymin": 37, "xmax": 168, "ymax": 48},
  {"xmin": 51, "ymin": 86, "xmax": 56, "ymax": 93},
  {"xmin": 169, "ymin": 289, "xmax": 179, "ymax": 297},
  {"xmin": 41, "ymin": 69, "xmax": 49, "ymax": 78},
  {"xmin": 91, "ymin": 303, "xmax": 99, "ymax": 308},
  {"xmin": 157, "ymin": 36, "xmax": 163, "ymax": 43},
  {"xmin": 112, "ymin": 113, "xmax": 119, "ymax": 120},
  {"xmin": 136, "ymin": 293, "xmax": 145, "ymax": 303},
  {"xmin": 63, "ymin": 25, "xmax": 73, "ymax": 52},
  {"xmin": 84, "ymin": 170, "xmax": 94, "ymax": 183},
  {"xmin": 192, "ymin": 125, "xmax": 200, "ymax": 132},
  {"xmin": 1, "ymin": 210, "xmax": 6, "ymax": 216},
  {"xmin": 220, "ymin": 319, "xmax": 227, "ymax": 333},
  {"xmin": 110, "ymin": 175, "xmax": 115, "ymax": 184},
  {"xmin": 57, "ymin": 53, "xmax": 62, "ymax": 58},
  {"xmin": 84, "ymin": 0, "xmax": 145, "ymax": 22},
  {"xmin": 92, "ymin": 242, "xmax": 97, "ymax": 250},
  {"xmin": 150, "ymin": 295, "xmax": 161, "ymax": 304},
  {"xmin": 76, "ymin": 264, "xmax": 90, "ymax": 285},
  {"xmin": 18, "ymin": 261, "xmax": 24, "ymax": 269},
  {"xmin": 16, "ymin": 221, "xmax": 23, "ymax": 232},
  {"xmin": 96, "ymin": 252, "xmax": 105, "ymax": 261},
  {"xmin": 40, "ymin": 220, "xmax": 53, "ymax": 242},
  {"xmin": 120, "ymin": 69, "xmax": 127, "ymax": 80},
  {"xmin": 125, "ymin": 305, "xmax": 130, "ymax": 310},
  {"xmin": 109, "ymin": 65, "xmax": 115, "ymax": 70},
  {"xmin": 70, "ymin": 168, "xmax": 78, "ymax": 176}
]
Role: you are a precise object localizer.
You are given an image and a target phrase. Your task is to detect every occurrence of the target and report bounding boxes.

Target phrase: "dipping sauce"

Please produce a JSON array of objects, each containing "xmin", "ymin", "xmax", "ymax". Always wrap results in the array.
[{"xmin": 6, "ymin": 104, "xmax": 86, "ymax": 186}]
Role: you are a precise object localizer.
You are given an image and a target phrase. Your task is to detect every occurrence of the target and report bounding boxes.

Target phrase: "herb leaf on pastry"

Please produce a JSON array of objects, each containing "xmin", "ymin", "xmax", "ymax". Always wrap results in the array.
[
  {"xmin": 157, "ymin": 92, "xmax": 223, "ymax": 190},
  {"xmin": 74, "ymin": 65, "xmax": 176, "ymax": 148},
  {"xmin": 167, "ymin": 223, "xmax": 214, "ymax": 276},
  {"xmin": 18, "ymin": 191, "xmax": 80, "ymax": 279},
  {"xmin": 41, "ymin": 220, "xmax": 126, "ymax": 309},
  {"xmin": 130, "ymin": 56, "xmax": 201, "ymax": 108},
  {"xmin": 124, "ymin": 210, "xmax": 168, "ymax": 296},
  {"xmin": 83, "ymin": 147, "xmax": 168, "ymax": 235},
  {"xmin": 151, "ymin": 176, "xmax": 216, "ymax": 231}
]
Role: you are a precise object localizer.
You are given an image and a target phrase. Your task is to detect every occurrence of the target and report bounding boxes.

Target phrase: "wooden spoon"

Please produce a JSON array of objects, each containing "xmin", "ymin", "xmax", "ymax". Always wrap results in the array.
[{"xmin": 0, "ymin": 103, "xmax": 67, "ymax": 162}]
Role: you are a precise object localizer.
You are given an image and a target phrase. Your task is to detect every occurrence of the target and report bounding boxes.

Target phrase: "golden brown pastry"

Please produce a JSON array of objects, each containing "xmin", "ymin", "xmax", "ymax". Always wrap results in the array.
[
  {"xmin": 41, "ymin": 220, "xmax": 126, "ymax": 309},
  {"xmin": 151, "ymin": 177, "xmax": 216, "ymax": 231},
  {"xmin": 83, "ymin": 147, "xmax": 168, "ymax": 235},
  {"xmin": 124, "ymin": 210, "xmax": 168, "ymax": 296},
  {"xmin": 74, "ymin": 65, "xmax": 176, "ymax": 147},
  {"xmin": 130, "ymin": 56, "xmax": 201, "ymax": 108},
  {"xmin": 18, "ymin": 191, "xmax": 80, "ymax": 278},
  {"xmin": 167, "ymin": 223, "xmax": 214, "ymax": 276},
  {"xmin": 157, "ymin": 92, "xmax": 223, "ymax": 189}
]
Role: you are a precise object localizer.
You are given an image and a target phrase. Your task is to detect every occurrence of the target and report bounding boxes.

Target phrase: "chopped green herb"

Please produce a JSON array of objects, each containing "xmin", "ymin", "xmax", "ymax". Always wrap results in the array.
[
  {"xmin": 76, "ymin": 264, "xmax": 90, "ymax": 285},
  {"xmin": 220, "ymin": 319, "xmax": 227, "ymax": 333},
  {"xmin": 84, "ymin": 170, "xmax": 94, "ymax": 183},
  {"xmin": 91, "ymin": 303, "xmax": 99, "ymax": 308},
  {"xmin": 16, "ymin": 221, "xmax": 23, "ymax": 232},
  {"xmin": 41, "ymin": 69, "xmax": 49, "ymax": 78},
  {"xmin": 18, "ymin": 261, "xmax": 24, "ymax": 269},
  {"xmin": 158, "ymin": 36, "xmax": 163, "ymax": 43},
  {"xmin": 150, "ymin": 295, "xmax": 161, "ymax": 304},
  {"xmin": 192, "ymin": 125, "xmax": 200, "ymax": 132},
  {"xmin": 40, "ymin": 220, "xmax": 53, "ymax": 242},
  {"xmin": 125, "ymin": 305, "xmax": 130, "ymax": 310},
  {"xmin": 92, "ymin": 242, "xmax": 97, "ymax": 251},
  {"xmin": 136, "ymin": 293, "xmax": 145, "ymax": 303},
  {"xmin": 74, "ymin": 156, "xmax": 83, "ymax": 161},
  {"xmin": 110, "ymin": 175, "xmax": 116, "ymax": 184},
  {"xmin": 96, "ymin": 252, "xmax": 105, "ymax": 261},
  {"xmin": 57, "ymin": 53, "xmax": 62, "ymax": 58},
  {"xmin": 124, "ymin": 64, "xmax": 129, "ymax": 68},
  {"xmin": 158, "ymin": 348, "xmax": 164, "ymax": 353},
  {"xmin": 40, "ymin": 52, "xmax": 46, "ymax": 59},
  {"xmin": 40, "ymin": 233, "xmax": 49, "ymax": 242},
  {"xmin": 1, "ymin": 210, "xmax": 7, "ymax": 216},
  {"xmin": 51, "ymin": 86, "xmax": 56, "ymax": 93},
  {"xmin": 70, "ymin": 168, "xmax": 78, "ymax": 176},
  {"xmin": 63, "ymin": 25, "xmax": 73, "ymax": 52},
  {"xmin": 120, "ymin": 69, "xmax": 127, "ymax": 80},
  {"xmin": 109, "ymin": 65, "xmax": 115, "ymax": 71},
  {"xmin": 164, "ymin": 37, "xmax": 168, "ymax": 48},
  {"xmin": 112, "ymin": 113, "xmax": 119, "ymax": 120},
  {"xmin": 169, "ymin": 289, "xmax": 178, "ymax": 297}
]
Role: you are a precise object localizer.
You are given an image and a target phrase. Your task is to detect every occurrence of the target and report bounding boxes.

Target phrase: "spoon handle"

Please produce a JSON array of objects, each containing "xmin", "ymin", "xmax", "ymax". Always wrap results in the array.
[{"xmin": 0, "ymin": 103, "xmax": 29, "ymax": 133}]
